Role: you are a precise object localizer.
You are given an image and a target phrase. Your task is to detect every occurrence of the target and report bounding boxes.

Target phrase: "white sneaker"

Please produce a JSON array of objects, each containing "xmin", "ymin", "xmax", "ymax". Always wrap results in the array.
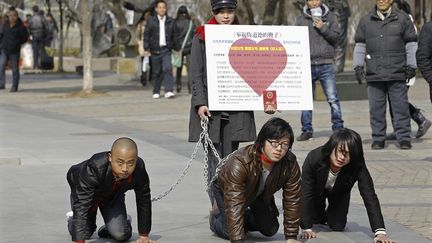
[
  {"xmin": 164, "ymin": 91, "xmax": 175, "ymax": 98},
  {"xmin": 152, "ymin": 93, "xmax": 160, "ymax": 99},
  {"xmin": 66, "ymin": 211, "xmax": 73, "ymax": 221}
]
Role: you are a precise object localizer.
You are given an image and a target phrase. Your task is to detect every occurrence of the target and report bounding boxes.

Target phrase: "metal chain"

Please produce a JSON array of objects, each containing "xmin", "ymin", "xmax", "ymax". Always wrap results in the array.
[{"xmin": 151, "ymin": 117, "xmax": 221, "ymax": 202}]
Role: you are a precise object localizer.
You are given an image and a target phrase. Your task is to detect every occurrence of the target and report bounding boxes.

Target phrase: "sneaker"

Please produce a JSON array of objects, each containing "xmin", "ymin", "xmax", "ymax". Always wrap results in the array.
[
  {"xmin": 399, "ymin": 141, "xmax": 412, "ymax": 150},
  {"xmin": 371, "ymin": 141, "xmax": 385, "ymax": 150},
  {"xmin": 152, "ymin": 93, "xmax": 160, "ymax": 99},
  {"xmin": 164, "ymin": 91, "xmax": 175, "ymax": 98},
  {"xmin": 296, "ymin": 132, "xmax": 313, "ymax": 141},
  {"xmin": 385, "ymin": 132, "xmax": 397, "ymax": 140},
  {"xmin": 66, "ymin": 211, "xmax": 73, "ymax": 221}
]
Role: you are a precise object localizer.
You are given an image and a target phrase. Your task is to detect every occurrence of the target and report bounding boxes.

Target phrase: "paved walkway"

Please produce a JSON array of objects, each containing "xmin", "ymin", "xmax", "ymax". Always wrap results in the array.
[{"xmin": 0, "ymin": 70, "xmax": 431, "ymax": 242}]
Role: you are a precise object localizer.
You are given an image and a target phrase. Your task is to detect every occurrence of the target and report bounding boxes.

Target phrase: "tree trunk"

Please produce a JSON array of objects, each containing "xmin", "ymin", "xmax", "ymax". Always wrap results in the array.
[
  {"xmin": 108, "ymin": 0, "xmax": 127, "ymax": 26},
  {"xmin": 242, "ymin": 0, "xmax": 256, "ymax": 25},
  {"xmin": 262, "ymin": 0, "xmax": 279, "ymax": 24},
  {"xmin": 277, "ymin": 0, "xmax": 287, "ymax": 25},
  {"xmin": 57, "ymin": 0, "xmax": 64, "ymax": 72},
  {"xmin": 80, "ymin": 0, "xmax": 93, "ymax": 93}
]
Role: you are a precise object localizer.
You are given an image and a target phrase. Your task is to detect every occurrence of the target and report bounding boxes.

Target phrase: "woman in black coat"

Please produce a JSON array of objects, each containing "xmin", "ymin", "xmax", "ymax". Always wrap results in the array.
[{"xmin": 300, "ymin": 128, "xmax": 396, "ymax": 243}]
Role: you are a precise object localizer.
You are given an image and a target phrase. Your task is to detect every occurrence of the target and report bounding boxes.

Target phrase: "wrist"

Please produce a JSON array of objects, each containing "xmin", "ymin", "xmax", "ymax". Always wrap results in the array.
[{"xmin": 375, "ymin": 229, "xmax": 387, "ymax": 236}]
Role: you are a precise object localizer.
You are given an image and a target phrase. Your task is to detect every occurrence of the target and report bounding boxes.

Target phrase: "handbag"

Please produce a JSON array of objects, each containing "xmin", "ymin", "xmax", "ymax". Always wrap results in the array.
[{"xmin": 172, "ymin": 20, "xmax": 193, "ymax": 68}]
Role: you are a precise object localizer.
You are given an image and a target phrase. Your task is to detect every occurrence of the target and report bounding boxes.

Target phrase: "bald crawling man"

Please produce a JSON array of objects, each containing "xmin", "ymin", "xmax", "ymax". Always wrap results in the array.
[{"xmin": 66, "ymin": 137, "xmax": 154, "ymax": 243}]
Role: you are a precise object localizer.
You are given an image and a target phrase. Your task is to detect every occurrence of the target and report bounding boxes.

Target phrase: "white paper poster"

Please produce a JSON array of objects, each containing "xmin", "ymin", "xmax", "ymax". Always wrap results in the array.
[{"xmin": 205, "ymin": 25, "xmax": 313, "ymax": 111}]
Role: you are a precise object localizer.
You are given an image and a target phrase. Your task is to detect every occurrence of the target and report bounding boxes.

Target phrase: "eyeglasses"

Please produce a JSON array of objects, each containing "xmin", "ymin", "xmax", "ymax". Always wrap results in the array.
[{"xmin": 267, "ymin": 140, "xmax": 290, "ymax": 150}]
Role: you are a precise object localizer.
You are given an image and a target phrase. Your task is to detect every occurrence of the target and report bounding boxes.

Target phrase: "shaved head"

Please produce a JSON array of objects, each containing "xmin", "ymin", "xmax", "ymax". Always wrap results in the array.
[
  {"xmin": 111, "ymin": 137, "xmax": 138, "ymax": 153},
  {"xmin": 109, "ymin": 137, "xmax": 138, "ymax": 180}
]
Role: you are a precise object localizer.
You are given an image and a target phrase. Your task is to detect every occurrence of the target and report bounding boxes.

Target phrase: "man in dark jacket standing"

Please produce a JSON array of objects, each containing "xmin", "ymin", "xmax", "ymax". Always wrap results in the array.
[
  {"xmin": 417, "ymin": 20, "xmax": 432, "ymax": 104},
  {"xmin": 66, "ymin": 137, "xmax": 154, "ymax": 243},
  {"xmin": 295, "ymin": 0, "xmax": 344, "ymax": 141},
  {"xmin": 0, "ymin": 7, "xmax": 29, "ymax": 92},
  {"xmin": 144, "ymin": 0, "xmax": 179, "ymax": 99},
  {"xmin": 353, "ymin": 0, "xmax": 417, "ymax": 150}
]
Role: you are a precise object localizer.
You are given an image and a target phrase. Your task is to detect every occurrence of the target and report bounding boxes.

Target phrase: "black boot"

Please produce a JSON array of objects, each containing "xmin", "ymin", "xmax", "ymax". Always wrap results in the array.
[
  {"xmin": 140, "ymin": 72, "xmax": 147, "ymax": 86},
  {"xmin": 412, "ymin": 109, "xmax": 431, "ymax": 138}
]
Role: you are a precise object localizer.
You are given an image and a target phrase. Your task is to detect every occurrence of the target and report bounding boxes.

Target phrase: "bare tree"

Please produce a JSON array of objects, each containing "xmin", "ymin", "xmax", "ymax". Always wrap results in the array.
[
  {"xmin": 262, "ymin": 0, "xmax": 279, "ymax": 24},
  {"xmin": 64, "ymin": 0, "xmax": 93, "ymax": 93}
]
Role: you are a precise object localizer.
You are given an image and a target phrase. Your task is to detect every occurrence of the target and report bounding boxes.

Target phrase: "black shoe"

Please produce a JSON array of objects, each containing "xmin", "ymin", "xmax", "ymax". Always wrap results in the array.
[
  {"xmin": 10, "ymin": 86, "xmax": 17, "ymax": 92},
  {"xmin": 296, "ymin": 132, "xmax": 313, "ymax": 141},
  {"xmin": 97, "ymin": 225, "xmax": 111, "ymax": 238},
  {"xmin": 371, "ymin": 141, "xmax": 385, "ymax": 150},
  {"xmin": 416, "ymin": 119, "xmax": 431, "ymax": 138},
  {"xmin": 0, "ymin": 86, "xmax": 5, "ymax": 90},
  {"xmin": 399, "ymin": 141, "xmax": 412, "ymax": 150}
]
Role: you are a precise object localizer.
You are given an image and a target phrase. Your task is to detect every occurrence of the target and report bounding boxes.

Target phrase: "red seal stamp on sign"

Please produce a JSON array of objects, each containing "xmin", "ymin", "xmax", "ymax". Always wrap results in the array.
[{"xmin": 263, "ymin": 90, "xmax": 277, "ymax": 112}]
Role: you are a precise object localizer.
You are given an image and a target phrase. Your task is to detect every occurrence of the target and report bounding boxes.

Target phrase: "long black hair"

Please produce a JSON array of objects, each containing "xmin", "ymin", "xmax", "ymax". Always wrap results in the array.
[
  {"xmin": 176, "ymin": 5, "xmax": 190, "ymax": 20},
  {"xmin": 255, "ymin": 117, "xmax": 294, "ymax": 152},
  {"xmin": 321, "ymin": 128, "xmax": 365, "ymax": 169}
]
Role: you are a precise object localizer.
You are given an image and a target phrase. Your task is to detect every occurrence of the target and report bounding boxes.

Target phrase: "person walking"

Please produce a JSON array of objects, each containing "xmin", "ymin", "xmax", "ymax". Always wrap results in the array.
[
  {"xmin": 136, "ymin": 10, "xmax": 151, "ymax": 86},
  {"xmin": 144, "ymin": 0, "xmax": 180, "ymax": 99},
  {"xmin": 174, "ymin": 5, "xmax": 195, "ymax": 93},
  {"xmin": 28, "ymin": 5, "xmax": 47, "ymax": 69},
  {"xmin": 0, "ymin": 7, "xmax": 29, "ymax": 92}
]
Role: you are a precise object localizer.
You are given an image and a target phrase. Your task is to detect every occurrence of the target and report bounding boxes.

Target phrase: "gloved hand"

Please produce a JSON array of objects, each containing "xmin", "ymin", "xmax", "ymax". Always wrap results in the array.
[
  {"xmin": 354, "ymin": 66, "xmax": 365, "ymax": 84},
  {"xmin": 404, "ymin": 66, "xmax": 416, "ymax": 80}
]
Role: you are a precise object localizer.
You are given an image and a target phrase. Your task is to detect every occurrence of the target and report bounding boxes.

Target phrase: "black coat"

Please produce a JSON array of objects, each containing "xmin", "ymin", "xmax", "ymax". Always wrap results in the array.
[
  {"xmin": 175, "ymin": 16, "xmax": 195, "ymax": 55},
  {"xmin": 188, "ymin": 34, "xmax": 256, "ymax": 143},
  {"xmin": 143, "ymin": 15, "xmax": 180, "ymax": 53},
  {"xmin": 354, "ymin": 7, "xmax": 417, "ymax": 82},
  {"xmin": 66, "ymin": 152, "xmax": 151, "ymax": 241},
  {"xmin": 301, "ymin": 147, "xmax": 385, "ymax": 232},
  {"xmin": 0, "ymin": 18, "xmax": 28, "ymax": 54},
  {"xmin": 417, "ymin": 21, "xmax": 432, "ymax": 84}
]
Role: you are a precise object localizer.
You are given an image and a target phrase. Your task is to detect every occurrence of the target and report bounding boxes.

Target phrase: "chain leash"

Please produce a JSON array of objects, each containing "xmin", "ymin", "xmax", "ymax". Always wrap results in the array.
[{"xmin": 151, "ymin": 117, "xmax": 221, "ymax": 202}]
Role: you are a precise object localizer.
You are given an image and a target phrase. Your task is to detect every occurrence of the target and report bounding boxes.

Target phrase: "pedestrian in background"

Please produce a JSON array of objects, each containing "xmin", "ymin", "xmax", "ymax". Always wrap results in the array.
[
  {"xmin": 0, "ymin": 7, "xmax": 29, "ymax": 92},
  {"xmin": 295, "ymin": 0, "xmax": 344, "ymax": 142},
  {"xmin": 45, "ymin": 12, "xmax": 58, "ymax": 48},
  {"xmin": 174, "ymin": 5, "xmax": 196, "ymax": 93},
  {"xmin": 353, "ymin": 0, "xmax": 417, "ymax": 150},
  {"xmin": 28, "ymin": 5, "xmax": 47, "ymax": 69},
  {"xmin": 144, "ymin": 0, "xmax": 180, "ymax": 99},
  {"xmin": 136, "ymin": 9, "xmax": 151, "ymax": 86},
  {"xmin": 417, "ymin": 19, "xmax": 432, "ymax": 104}
]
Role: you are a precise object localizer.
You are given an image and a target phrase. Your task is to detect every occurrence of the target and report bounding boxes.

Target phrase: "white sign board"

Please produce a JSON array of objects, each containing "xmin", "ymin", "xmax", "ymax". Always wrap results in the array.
[{"xmin": 205, "ymin": 25, "xmax": 313, "ymax": 111}]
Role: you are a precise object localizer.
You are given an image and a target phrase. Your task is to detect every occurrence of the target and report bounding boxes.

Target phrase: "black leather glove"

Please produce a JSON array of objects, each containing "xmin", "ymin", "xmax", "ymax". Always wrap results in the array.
[
  {"xmin": 404, "ymin": 66, "xmax": 416, "ymax": 80},
  {"xmin": 354, "ymin": 66, "xmax": 365, "ymax": 84},
  {"xmin": 123, "ymin": 1, "xmax": 135, "ymax": 11}
]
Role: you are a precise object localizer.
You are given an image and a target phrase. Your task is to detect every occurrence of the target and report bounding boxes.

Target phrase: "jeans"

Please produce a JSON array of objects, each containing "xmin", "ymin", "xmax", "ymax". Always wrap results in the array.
[
  {"xmin": 0, "ymin": 51, "xmax": 20, "ymax": 88},
  {"xmin": 31, "ymin": 37, "xmax": 46, "ymax": 68},
  {"xmin": 150, "ymin": 49, "xmax": 174, "ymax": 95},
  {"xmin": 210, "ymin": 184, "xmax": 279, "ymax": 240},
  {"xmin": 301, "ymin": 64, "xmax": 344, "ymax": 133},
  {"xmin": 68, "ymin": 193, "xmax": 132, "ymax": 242}
]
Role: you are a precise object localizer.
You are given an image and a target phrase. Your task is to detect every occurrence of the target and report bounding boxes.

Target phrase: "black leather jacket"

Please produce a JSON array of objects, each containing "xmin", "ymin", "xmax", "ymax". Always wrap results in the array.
[
  {"xmin": 144, "ymin": 15, "xmax": 180, "ymax": 54},
  {"xmin": 66, "ymin": 152, "xmax": 151, "ymax": 241}
]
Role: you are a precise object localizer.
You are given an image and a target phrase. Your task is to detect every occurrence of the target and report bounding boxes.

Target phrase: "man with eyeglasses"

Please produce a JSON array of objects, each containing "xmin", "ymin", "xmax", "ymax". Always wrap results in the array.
[
  {"xmin": 300, "ymin": 128, "xmax": 396, "ymax": 243},
  {"xmin": 209, "ymin": 118, "xmax": 302, "ymax": 243},
  {"xmin": 66, "ymin": 137, "xmax": 155, "ymax": 243}
]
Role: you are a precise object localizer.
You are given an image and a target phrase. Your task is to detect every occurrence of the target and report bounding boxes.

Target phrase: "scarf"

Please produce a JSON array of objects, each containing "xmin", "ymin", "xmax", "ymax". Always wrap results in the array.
[{"xmin": 195, "ymin": 17, "xmax": 240, "ymax": 41}]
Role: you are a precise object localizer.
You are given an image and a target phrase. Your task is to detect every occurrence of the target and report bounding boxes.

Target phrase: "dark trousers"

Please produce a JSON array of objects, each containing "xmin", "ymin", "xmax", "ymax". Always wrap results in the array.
[
  {"xmin": 333, "ymin": 8, "xmax": 350, "ymax": 73},
  {"xmin": 31, "ymin": 37, "xmax": 46, "ymax": 69},
  {"xmin": 206, "ymin": 116, "xmax": 240, "ymax": 205},
  {"xmin": 367, "ymin": 81, "xmax": 411, "ymax": 142},
  {"xmin": 0, "ymin": 51, "xmax": 20, "ymax": 88},
  {"xmin": 150, "ymin": 50, "xmax": 174, "ymax": 95},
  {"xmin": 388, "ymin": 86, "xmax": 418, "ymax": 124},
  {"xmin": 210, "ymin": 187, "xmax": 279, "ymax": 240},
  {"xmin": 68, "ymin": 193, "xmax": 132, "ymax": 242},
  {"xmin": 313, "ymin": 190, "xmax": 351, "ymax": 231}
]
